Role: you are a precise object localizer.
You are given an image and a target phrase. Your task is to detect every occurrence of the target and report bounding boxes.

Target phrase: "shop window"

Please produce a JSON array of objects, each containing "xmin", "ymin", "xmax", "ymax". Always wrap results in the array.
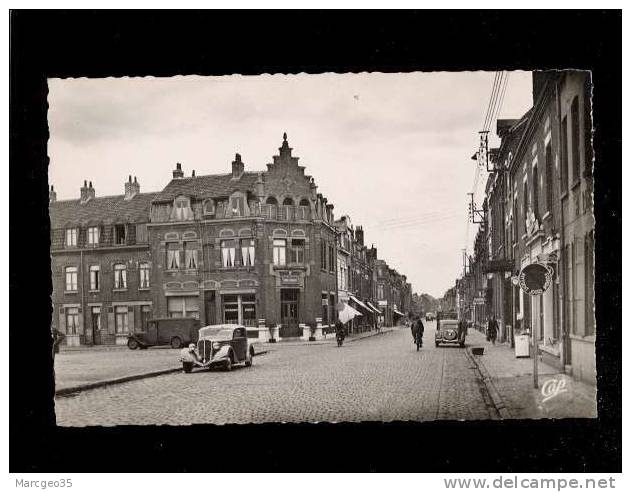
[
  {"xmin": 222, "ymin": 295, "xmax": 239, "ymax": 324},
  {"xmin": 113, "ymin": 263, "xmax": 127, "ymax": 289},
  {"xmin": 168, "ymin": 296, "xmax": 199, "ymax": 319},
  {"xmin": 89, "ymin": 265, "xmax": 100, "ymax": 291},
  {"xmin": 87, "ymin": 226, "xmax": 99, "ymax": 246},
  {"xmin": 273, "ymin": 239, "xmax": 286, "ymax": 266},
  {"xmin": 65, "ymin": 266, "xmax": 78, "ymax": 292},
  {"xmin": 139, "ymin": 262, "xmax": 150, "ymax": 288},
  {"xmin": 65, "ymin": 228, "xmax": 78, "ymax": 247},
  {"xmin": 65, "ymin": 307, "xmax": 80, "ymax": 335}
]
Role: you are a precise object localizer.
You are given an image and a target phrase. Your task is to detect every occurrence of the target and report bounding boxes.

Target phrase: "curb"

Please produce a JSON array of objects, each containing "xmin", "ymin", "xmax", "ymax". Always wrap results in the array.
[
  {"xmin": 465, "ymin": 347, "xmax": 512, "ymax": 419},
  {"xmin": 55, "ymin": 367, "xmax": 182, "ymax": 397},
  {"xmin": 55, "ymin": 349, "xmax": 269, "ymax": 397}
]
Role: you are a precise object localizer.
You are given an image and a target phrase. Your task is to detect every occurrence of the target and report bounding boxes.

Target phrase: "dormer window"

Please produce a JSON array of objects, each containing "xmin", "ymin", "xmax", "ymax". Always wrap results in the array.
[
  {"xmin": 171, "ymin": 196, "xmax": 192, "ymax": 221},
  {"xmin": 114, "ymin": 224, "xmax": 126, "ymax": 245},
  {"xmin": 203, "ymin": 199, "xmax": 215, "ymax": 216},
  {"xmin": 231, "ymin": 196, "xmax": 244, "ymax": 217},
  {"xmin": 65, "ymin": 228, "xmax": 78, "ymax": 247}
]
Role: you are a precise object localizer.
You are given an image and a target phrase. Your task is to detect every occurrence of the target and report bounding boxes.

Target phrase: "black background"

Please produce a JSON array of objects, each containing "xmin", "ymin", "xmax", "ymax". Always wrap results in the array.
[{"xmin": 10, "ymin": 10, "xmax": 621, "ymax": 472}]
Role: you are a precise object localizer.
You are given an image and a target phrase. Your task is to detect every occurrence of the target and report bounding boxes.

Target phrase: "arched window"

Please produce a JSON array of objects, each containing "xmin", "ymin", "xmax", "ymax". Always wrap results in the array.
[
  {"xmin": 265, "ymin": 197, "xmax": 278, "ymax": 220},
  {"xmin": 282, "ymin": 197, "xmax": 294, "ymax": 221}
]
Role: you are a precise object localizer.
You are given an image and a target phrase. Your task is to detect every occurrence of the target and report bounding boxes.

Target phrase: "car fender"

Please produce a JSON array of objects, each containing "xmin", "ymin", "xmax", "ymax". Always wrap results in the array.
[{"xmin": 214, "ymin": 345, "xmax": 233, "ymax": 361}]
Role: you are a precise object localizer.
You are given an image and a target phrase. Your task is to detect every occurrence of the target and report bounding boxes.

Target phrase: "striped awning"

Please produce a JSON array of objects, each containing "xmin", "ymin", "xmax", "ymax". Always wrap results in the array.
[
  {"xmin": 366, "ymin": 301, "xmax": 382, "ymax": 314},
  {"xmin": 349, "ymin": 295, "xmax": 372, "ymax": 314}
]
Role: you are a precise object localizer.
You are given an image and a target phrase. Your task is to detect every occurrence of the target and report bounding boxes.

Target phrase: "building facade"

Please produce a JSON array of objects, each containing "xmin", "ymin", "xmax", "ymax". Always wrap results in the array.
[
  {"xmin": 50, "ymin": 134, "xmax": 419, "ymax": 345},
  {"xmin": 451, "ymin": 70, "xmax": 595, "ymax": 385}
]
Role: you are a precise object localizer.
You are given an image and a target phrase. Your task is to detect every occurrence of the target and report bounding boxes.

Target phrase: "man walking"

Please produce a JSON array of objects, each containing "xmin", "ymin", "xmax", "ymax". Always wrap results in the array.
[{"xmin": 486, "ymin": 315, "xmax": 498, "ymax": 345}]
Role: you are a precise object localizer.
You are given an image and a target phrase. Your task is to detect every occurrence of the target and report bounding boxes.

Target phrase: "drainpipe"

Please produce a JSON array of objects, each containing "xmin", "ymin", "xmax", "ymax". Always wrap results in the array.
[
  {"xmin": 80, "ymin": 248, "xmax": 87, "ymax": 345},
  {"xmin": 556, "ymin": 79, "xmax": 568, "ymax": 369}
]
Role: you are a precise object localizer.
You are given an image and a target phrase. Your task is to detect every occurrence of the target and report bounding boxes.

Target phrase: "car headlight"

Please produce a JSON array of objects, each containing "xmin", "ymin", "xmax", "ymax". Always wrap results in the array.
[{"xmin": 212, "ymin": 342, "xmax": 221, "ymax": 350}]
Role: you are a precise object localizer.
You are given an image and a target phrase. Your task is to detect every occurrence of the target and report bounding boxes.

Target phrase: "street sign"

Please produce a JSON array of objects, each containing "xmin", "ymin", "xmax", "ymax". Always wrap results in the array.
[
  {"xmin": 518, "ymin": 263, "xmax": 553, "ymax": 296},
  {"xmin": 473, "ymin": 297, "xmax": 485, "ymax": 305}
]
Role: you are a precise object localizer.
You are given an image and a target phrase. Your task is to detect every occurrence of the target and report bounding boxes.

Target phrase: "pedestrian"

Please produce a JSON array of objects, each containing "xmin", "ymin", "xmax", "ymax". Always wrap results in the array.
[{"xmin": 486, "ymin": 315, "xmax": 498, "ymax": 345}]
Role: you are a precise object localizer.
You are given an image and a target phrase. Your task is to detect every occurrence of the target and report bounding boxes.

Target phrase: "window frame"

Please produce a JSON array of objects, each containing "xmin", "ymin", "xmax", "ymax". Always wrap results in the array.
[
  {"xmin": 87, "ymin": 226, "xmax": 99, "ymax": 246},
  {"xmin": 65, "ymin": 228, "xmax": 78, "ymax": 247},
  {"xmin": 139, "ymin": 262, "xmax": 151, "ymax": 289},
  {"xmin": 273, "ymin": 238, "xmax": 287, "ymax": 266},
  {"xmin": 89, "ymin": 264, "xmax": 100, "ymax": 291},
  {"xmin": 113, "ymin": 263, "xmax": 128, "ymax": 290},
  {"xmin": 65, "ymin": 266, "xmax": 78, "ymax": 292}
]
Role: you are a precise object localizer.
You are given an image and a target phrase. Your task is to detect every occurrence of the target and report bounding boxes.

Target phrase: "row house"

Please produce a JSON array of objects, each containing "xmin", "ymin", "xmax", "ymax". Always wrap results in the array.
[
  {"xmin": 454, "ymin": 70, "xmax": 595, "ymax": 385},
  {"xmin": 49, "ymin": 178, "xmax": 156, "ymax": 346},
  {"xmin": 333, "ymin": 217, "xmax": 381, "ymax": 333},
  {"xmin": 50, "ymin": 134, "xmax": 418, "ymax": 345}
]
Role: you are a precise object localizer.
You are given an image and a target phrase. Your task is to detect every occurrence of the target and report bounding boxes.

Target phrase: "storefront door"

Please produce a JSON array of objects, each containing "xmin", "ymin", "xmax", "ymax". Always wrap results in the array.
[{"xmin": 280, "ymin": 289, "xmax": 300, "ymax": 337}]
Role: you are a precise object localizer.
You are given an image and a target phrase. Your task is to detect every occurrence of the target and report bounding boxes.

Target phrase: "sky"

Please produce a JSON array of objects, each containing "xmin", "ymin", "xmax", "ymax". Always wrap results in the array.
[{"xmin": 48, "ymin": 71, "xmax": 533, "ymax": 299}]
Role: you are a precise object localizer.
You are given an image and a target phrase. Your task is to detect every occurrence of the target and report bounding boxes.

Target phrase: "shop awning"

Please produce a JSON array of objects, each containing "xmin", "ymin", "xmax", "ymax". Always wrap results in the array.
[
  {"xmin": 366, "ymin": 301, "xmax": 381, "ymax": 314},
  {"xmin": 338, "ymin": 302, "xmax": 362, "ymax": 324},
  {"xmin": 349, "ymin": 295, "xmax": 372, "ymax": 314},
  {"xmin": 393, "ymin": 308, "xmax": 405, "ymax": 316}
]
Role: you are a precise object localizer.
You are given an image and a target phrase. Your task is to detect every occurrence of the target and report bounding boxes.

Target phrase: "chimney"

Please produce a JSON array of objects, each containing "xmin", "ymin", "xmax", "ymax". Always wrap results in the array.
[
  {"xmin": 192, "ymin": 170, "xmax": 196, "ymax": 177},
  {"xmin": 232, "ymin": 153, "xmax": 244, "ymax": 179},
  {"xmin": 255, "ymin": 173, "xmax": 265, "ymax": 199},
  {"xmin": 80, "ymin": 180, "xmax": 95, "ymax": 203},
  {"xmin": 124, "ymin": 175, "xmax": 140, "ymax": 200},
  {"xmin": 49, "ymin": 185, "xmax": 57, "ymax": 204},
  {"xmin": 173, "ymin": 162, "xmax": 184, "ymax": 179},
  {"xmin": 355, "ymin": 225, "xmax": 364, "ymax": 246}
]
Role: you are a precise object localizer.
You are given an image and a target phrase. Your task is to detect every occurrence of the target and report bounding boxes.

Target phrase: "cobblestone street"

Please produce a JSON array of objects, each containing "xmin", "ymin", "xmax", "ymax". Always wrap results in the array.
[{"xmin": 55, "ymin": 323, "xmax": 495, "ymax": 426}]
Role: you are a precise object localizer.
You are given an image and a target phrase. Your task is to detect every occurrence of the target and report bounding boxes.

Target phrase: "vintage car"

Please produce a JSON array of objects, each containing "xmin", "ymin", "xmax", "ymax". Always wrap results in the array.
[
  {"xmin": 179, "ymin": 324, "xmax": 255, "ymax": 373},
  {"xmin": 425, "ymin": 312, "xmax": 434, "ymax": 322},
  {"xmin": 127, "ymin": 317, "xmax": 200, "ymax": 350},
  {"xmin": 434, "ymin": 311, "xmax": 466, "ymax": 347}
]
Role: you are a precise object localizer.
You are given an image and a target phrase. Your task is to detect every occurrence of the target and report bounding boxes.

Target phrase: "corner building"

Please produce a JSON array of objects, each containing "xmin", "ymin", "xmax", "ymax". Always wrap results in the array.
[{"xmin": 148, "ymin": 134, "xmax": 338, "ymax": 337}]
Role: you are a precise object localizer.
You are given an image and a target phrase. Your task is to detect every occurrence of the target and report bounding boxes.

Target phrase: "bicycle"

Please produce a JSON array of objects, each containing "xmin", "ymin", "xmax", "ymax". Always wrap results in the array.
[{"xmin": 414, "ymin": 332, "xmax": 423, "ymax": 351}]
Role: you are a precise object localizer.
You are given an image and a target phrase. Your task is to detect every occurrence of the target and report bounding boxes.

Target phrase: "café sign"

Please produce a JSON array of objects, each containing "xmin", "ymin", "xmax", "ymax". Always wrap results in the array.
[{"xmin": 518, "ymin": 263, "xmax": 553, "ymax": 296}]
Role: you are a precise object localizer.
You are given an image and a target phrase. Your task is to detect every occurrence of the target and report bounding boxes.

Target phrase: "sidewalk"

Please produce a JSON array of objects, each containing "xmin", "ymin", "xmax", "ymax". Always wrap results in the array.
[
  {"xmin": 263, "ymin": 326, "xmax": 399, "ymax": 348},
  {"xmin": 466, "ymin": 329, "xmax": 597, "ymax": 419}
]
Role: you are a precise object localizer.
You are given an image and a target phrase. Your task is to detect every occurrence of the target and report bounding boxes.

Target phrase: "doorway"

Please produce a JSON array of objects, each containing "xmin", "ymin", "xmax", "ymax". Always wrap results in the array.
[
  {"xmin": 91, "ymin": 306, "xmax": 102, "ymax": 345},
  {"xmin": 280, "ymin": 289, "xmax": 301, "ymax": 337}
]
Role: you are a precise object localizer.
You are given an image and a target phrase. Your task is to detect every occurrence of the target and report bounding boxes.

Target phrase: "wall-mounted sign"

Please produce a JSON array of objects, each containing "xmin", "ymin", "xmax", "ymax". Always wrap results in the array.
[
  {"xmin": 484, "ymin": 259, "xmax": 514, "ymax": 273},
  {"xmin": 518, "ymin": 263, "xmax": 553, "ymax": 296},
  {"xmin": 473, "ymin": 297, "xmax": 485, "ymax": 305}
]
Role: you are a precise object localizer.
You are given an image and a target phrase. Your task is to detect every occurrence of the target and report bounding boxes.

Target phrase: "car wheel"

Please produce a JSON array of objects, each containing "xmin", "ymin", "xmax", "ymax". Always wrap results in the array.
[
  {"xmin": 182, "ymin": 362, "xmax": 193, "ymax": 373},
  {"xmin": 127, "ymin": 338, "xmax": 139, "ymax": 350},
  {"xmin": 224, "ymin": 355, "xmax": 233, "ymax": 372},
  {"xmin": 435, "ymin": 341, "xmax": 440, "ymax": 347},
  {"xmin": 245, "ymin": 348, "xmax": 254, "ymax": 367},
  {"xmin": 170, "ymin": 337, "xmax": 182, "ymax": 349}
]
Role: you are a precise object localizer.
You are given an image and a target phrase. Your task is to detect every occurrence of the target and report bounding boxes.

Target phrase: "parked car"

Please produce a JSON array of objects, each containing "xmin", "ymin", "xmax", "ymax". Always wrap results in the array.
[
  {"xmin": 425, "ymin": 312, "xmax": 434, "ymax": 322},
  {"xmin": 435, "ymin": 311, "xmax": 466, "ymax": 347},
  {"xmin": 127, "ymin": 317, "xmax": 200, "ymax": 350},
  {"xmin": 179, "ymin": 324, "xmax": 256, "ymax": 373}
]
